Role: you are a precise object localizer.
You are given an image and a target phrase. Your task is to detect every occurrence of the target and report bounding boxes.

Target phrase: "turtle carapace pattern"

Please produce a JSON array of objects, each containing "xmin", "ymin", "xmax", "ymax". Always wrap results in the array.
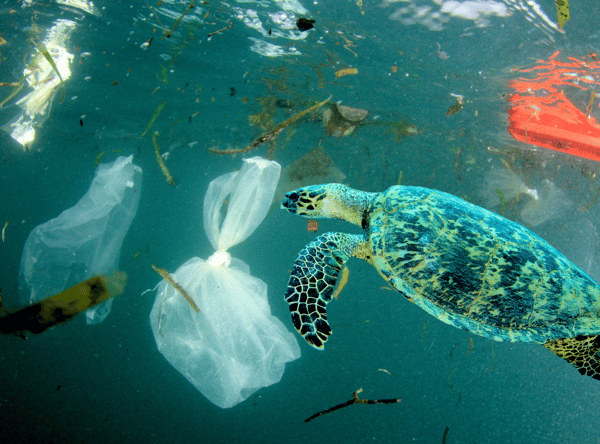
[{"xmin": 281, "ymin": 183, "xmax": 600, "ymax": 380}]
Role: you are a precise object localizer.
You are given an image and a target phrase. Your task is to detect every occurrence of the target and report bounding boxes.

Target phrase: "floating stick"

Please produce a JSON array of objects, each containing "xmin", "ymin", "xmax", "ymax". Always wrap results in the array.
[
  {"xmin": 152, "ymin": 131, "xmax": 175, "ymax": 185},
  {"xmin": 304, "ymin": 388, "xmax": 401, "ymax": 423},
  {"xmin": 0, "ymin": 272, "xmax": 127, "ymax": 337},
  {"xmin": 210, "ymin": 96, "xmax": 332, "ymax": 155},
  {"xmin": 208, "ymin": 20, "xmax": 233, "ymax": 37},
  {"xmin": 152, "ymin": 265, "xmax": 199, "ymax": 313},
  {"xmin": 0, "ymin": 79, "xmax": 24, "ymax": 108},
  {"xmin": 442, "ymin": 426, "xmax": 450, "ymax": 444},
  {"xmin": 2, "ymin": 220, "xmax": 7, "ymax": 242}
]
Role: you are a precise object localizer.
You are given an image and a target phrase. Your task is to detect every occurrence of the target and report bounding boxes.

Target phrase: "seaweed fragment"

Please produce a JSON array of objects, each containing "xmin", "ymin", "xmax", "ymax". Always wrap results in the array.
[
  {"xmin": 165, "ymin": 1, "xmax": 195, "ymax": 38},
  {"xmin": 35, "ymin": 42, "xmax": 66, "ymax": 102},
  {"xmin": 152, "ymin": 265, "xmax": 199, "ymax": 313},
  {"xmin": 138, "ymin": 100, "xmax": 166, "ymax": 139},
  {"xmin": 152, "ymin": 131, "xmax": 175, "ymax": 186},
  {"xmin": 304, "ymin": 388, "xmax": 401, "ymax": 423},
  {"xmin": 555, "ymin": 0, "xmax": 570, "ymax": 29}
]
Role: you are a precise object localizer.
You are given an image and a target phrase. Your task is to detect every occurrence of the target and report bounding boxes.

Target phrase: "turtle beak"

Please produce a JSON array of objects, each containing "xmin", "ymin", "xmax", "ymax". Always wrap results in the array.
[{"xmin": 281, "ymin": 191, "xmax": 299, "ymax": 214}]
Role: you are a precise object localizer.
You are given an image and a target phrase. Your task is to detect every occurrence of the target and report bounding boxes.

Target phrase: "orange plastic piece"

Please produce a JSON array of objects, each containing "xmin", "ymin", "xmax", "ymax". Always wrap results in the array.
[
  {"xmin": 307, "ymin": 220, "xmax": 318, "ymax": 232},
  {"xmin": 508, "ymin": 52, "xmax": 600, "ymax": 162}
]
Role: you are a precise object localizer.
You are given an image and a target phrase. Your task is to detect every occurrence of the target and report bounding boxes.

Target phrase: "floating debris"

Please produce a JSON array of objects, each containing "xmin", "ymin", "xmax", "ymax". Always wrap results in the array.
[
  {"xmin": 272, "ymin": 146, "xmax": 346, "ymax": 208},
  {"xmin": 520, "ymin": 179, "xmax": 571, "ymax": 227},
  {"xmin": 165, "ymin": 1, "xmax": 195, "ymax": 38},
  {"xmin": 335, "ymin": 67, "xmax": 358, "ymax": 78},
  {"xmin": 0, "ymin": 78, "xmax": 24, "ymax": 108},
  {"xmin": 307, "ymin": 220, "xmax": 318, "ymax": 232},
  {"xmin": 323, "ymin": 103, "xmax": 369, "ymax": 137},
  {"xmin": 442, "ymin": 426, "xmax": 450, "ymax": 444},
  {"xmin": 35, "ymin": 42, "xmax": 66, "ymax": 102},
  {"xmin": 305, "ymin": 388, "xmax": 401, "ymax": 423},
  {"xmin": 446, "ymin": 93, "xmax": 464, "ymax": 116},
  {"xmin": 208, "ymin": 20, "xmax": 233, "ymax": 37},
  {"xmin": 296, "ymin": 18, "xmax": 315, "ymax": 31},
  {"xmin": 2, "ymin": 220, "xmax": 7, "ymax": 242},
  {"xmin": 152, "ymin": 264, "xmax": 199, "ymax": 313},
  {"xmin": 483, "ymin": 164, "xmax": 538, "ymax": 210},
  {"xmin": 0, "ymin": 272, "xmax": 127, "ymax": 338},
  {"xmin": 152, "ymin": 131, "xmax": 175, "ymax": 186},
  {"xmin": 138, "ymin": 101, "xmax": 167, "ymax": 139},
  {"xmin": 210, "ymin": 96, "xmax": 331, "ymax": 154},
  {"xmin": 555, "ymin": 0, "xmax": 570, "ymax": 29},
  {"xmin": 140, "ymin": 37, "xmax": 153, "ymax": 50}
]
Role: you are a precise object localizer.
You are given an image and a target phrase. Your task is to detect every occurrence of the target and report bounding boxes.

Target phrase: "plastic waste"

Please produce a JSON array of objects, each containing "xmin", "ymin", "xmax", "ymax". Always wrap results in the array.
[
  {"xmin": 508, "ymin": 51, "xmax": 600, "ymax": 163},
  {"xmin": 483, "ymin": 166, "xmax": 538, "ymax": 209},
  {"xmin": 520, "ymin": 179, "xmax": 571, "ymax": 227},
  {"xmin": 150, "ymin": 157, "xmax": 300, "ymax": 409},
  {"xmin": 272, "ymin": 146, "xmax": 346, "ymax": 212},
  {"xmin": 19, "ymin": 155, "xmax": 142, "ymax": 324},
  {"xmin": 322, "ymin": 103, "xmax": 369, "ymax": 137}
]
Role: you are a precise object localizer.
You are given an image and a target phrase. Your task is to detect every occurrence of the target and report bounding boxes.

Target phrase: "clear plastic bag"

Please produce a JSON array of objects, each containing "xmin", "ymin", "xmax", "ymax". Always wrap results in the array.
[
  {"xmin": 19, "ymin": 155, "xmax": 142, "ymax": 324},
  {"xmin": 150, "ymin": 157, "xmax": 300, "ymax": 409}
]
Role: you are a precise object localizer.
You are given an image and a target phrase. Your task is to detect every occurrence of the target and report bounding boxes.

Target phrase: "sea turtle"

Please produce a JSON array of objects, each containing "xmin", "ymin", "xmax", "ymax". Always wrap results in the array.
[{"xmin": 281, "ymin": 183, "xmax": 600, "ymax": 379}]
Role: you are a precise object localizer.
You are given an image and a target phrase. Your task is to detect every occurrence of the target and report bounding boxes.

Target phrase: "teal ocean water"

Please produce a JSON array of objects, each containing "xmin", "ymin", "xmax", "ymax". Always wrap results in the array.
[{"xmin": 2, "ymin": 0, "xmax": 600, "ymax": 442}]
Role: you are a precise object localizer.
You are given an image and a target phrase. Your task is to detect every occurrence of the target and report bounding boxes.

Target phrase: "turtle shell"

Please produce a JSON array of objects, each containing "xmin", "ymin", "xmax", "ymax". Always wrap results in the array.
[{"xmin": 366, "ymin": 185, "xmax": 600, "ymax": 343}]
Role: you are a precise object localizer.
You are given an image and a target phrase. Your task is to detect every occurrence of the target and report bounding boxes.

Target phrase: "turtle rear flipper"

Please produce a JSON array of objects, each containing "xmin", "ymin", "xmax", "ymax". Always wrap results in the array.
[
  {"xmin": 544, "ymin": 335, "xmax": 600, "ymax": 379},
  {"xmin": 285, "ymin": 232, "xmax": 366, "ymax": 350}
]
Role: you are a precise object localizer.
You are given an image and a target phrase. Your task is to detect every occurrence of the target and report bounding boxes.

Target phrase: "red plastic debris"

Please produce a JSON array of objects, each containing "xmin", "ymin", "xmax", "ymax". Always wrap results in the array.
[{"xmin": 508, "ymin": 52, "xmax": 600, "ymax": 162}]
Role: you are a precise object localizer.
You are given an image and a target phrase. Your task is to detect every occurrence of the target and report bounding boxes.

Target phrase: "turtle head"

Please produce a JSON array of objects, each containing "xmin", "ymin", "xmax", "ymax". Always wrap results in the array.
[{"xmin": 281, "ymin": 183, "xmax": 372, "ymax": 227}]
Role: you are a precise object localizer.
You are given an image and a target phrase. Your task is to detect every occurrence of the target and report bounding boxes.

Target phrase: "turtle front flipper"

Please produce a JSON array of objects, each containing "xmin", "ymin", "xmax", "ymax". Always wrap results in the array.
[
  {"xmin": 544, "ymin": 335, "xmax": 600, "ymax": 379},
  {"xmin": 285, "ymin": 232, "xmax": 366, "ymax": 350}
]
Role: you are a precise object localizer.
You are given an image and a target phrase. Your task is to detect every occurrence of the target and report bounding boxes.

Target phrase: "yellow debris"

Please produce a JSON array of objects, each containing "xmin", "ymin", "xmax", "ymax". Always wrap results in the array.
[{"xmin": 335, "ymin": 68, "xmax": 358, "ymax": 78}]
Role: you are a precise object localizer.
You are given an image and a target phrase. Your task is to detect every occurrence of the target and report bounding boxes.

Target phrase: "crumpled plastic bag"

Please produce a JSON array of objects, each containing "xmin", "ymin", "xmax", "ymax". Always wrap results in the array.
[
  {"xmin": 150, "ymin": 157, "xmax": 300, "ymax": 409},
  {"xmin": 19, "ymin": 155, "xmax": 142, "ymax": 324}
]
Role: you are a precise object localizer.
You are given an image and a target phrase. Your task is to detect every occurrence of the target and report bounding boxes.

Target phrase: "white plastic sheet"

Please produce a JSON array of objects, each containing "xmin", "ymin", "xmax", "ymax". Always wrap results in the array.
[
  {"xmin": 150, "ymin": 157, "xmax": 300, "ymax": 409},
  {"xmin": 19, "ymin": 155, "xmax": 142, "ymax": 324}
]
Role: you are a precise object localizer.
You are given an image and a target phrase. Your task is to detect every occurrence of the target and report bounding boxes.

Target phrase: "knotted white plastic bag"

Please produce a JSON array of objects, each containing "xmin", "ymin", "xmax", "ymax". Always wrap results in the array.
[
  {"xmin": 19, "ymin": 155, "xmax": 142, "ymax": 324},
  {"xmin": 150, "ymin": 157, "xmax": 300, "ymax": 409}
]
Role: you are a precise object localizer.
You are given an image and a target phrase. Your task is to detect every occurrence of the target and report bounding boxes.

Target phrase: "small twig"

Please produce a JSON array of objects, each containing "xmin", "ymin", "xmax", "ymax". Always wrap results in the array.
[
  {"xmin": 304, "ymin": 388, "xmax": 401, "ymax": 423},
  {"xmin": 208, "ymin": 20, "xmax": 233, "ymax": 37},
  {"xmin": 442, "ymin": 426, "xmax": 450, "ymax": 444},
  {"xmin": 152, "ymin": 265, "xmax": 199, "ymax": 313},
  {"xmin": 210, "ymin": 96, "xmax": 331, "ymax": 155}
]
